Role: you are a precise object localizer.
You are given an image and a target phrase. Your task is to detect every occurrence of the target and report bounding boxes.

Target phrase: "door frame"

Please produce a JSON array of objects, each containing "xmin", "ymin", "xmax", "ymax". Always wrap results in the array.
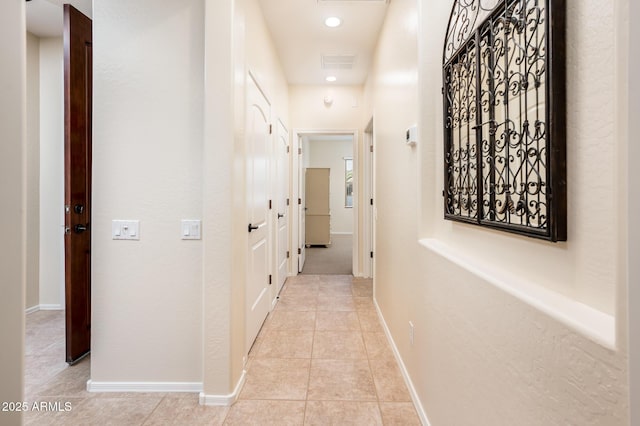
[
  {"xmin": 624, "ymin": 0, "xmax": 639, "ymax": 422},
  {"xmin": 272, "ymin": 117, "xmax": 290, "ymax": 305},
  {"xmin": 364, "ymin": 117, "xmax": 375, "ymax": 279},
  {"xmin": 291, "ymin": 129, "xmax": 361, "ymax": 276}
]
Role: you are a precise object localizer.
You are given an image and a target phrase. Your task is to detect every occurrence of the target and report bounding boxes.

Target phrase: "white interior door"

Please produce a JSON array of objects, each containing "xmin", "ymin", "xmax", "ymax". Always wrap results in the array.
[
  {"xmin": 367, "ymin": 125, "xmax": 375, "ymax": 278},
  {"xmin": 275, "ymin": 120, "xmax": 289, "ymax": 294},
  {"xmin": 246, "ymin": 73, "xmax": 271, "ymax": 352},
  {"xmin": 298, "ymin": 140, "xmax": 306, "ymax": 272}
]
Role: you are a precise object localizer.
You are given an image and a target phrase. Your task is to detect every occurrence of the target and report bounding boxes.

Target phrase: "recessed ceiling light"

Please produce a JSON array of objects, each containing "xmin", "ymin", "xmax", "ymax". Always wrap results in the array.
[
  {"xmin": 326, "ymin": 76, "xmax": 337, "ymax": 82},
  {"xmin": 325, "ymin": 17, "xmax": 342, "ymax": 28}
]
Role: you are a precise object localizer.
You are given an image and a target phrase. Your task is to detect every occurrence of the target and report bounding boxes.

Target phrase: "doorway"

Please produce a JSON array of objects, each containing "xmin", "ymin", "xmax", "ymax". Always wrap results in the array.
[
  {"xmin": 364, "ymin": 118, "xmax": 375, "ymax": 279},
  {"xmin": 63, "ymin": 4, "xmax": 92, "ymax": 364},
  {"xmin": 24, "ymin": 0, "xmax": 93, "ymax": 372},
  {"xmin": 293, "ymin": 131, "xmax": 359, "ymax": 276}
]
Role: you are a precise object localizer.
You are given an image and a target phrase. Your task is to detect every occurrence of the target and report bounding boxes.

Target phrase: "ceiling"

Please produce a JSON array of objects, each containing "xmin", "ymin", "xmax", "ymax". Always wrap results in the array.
[
  {"xmin": 26, "ymin": 0, "xmax": 387, "ymax": 86},
  {"xmin": 26, "ymin": 0, "xmax": 92, "ymax": 38},
  {"xmin": 257, "ymin": 0, "xmax": 389, "ymax": 86}
]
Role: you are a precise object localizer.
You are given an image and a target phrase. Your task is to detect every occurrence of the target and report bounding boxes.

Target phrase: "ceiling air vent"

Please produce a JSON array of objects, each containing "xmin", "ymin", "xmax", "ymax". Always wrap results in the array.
[{"xmin": 321, "ymin": 54, "xmax": 356, "ymax": 70}]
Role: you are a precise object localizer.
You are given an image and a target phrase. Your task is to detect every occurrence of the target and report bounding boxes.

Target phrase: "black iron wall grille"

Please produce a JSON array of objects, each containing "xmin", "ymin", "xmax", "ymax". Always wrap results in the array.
[{"xmin": 442, "ymin": 0, "xmax": 566, "ymax": 241}]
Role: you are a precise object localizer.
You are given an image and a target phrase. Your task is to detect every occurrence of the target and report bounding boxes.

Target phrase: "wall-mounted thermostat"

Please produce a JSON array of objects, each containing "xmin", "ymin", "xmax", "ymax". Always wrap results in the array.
[{"xmin": 406, "ymin": 125, "xmax": 417, "ymax": 145}]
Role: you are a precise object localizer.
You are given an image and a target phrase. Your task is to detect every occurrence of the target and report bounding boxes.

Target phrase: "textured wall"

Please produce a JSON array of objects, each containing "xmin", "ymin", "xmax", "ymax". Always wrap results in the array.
[
  {"xmin": 38, "ymin": 37, "xmax": 64, "ymax": 309},
  {"xmin": 290, "ymin": 85, "xmax": 363, "ymax": 131},
  {"xmin": 0, "ymin": 1, "xmax": 26, "ymax": 424},
  {"xmin": 202, "ymin": 0, "xmax": 236, "ymax": 396},
  {"xmin": 92, "ymin": 0, "xmax": 204, "ymax": 384},
  {"xmin": 202, "ymin": 0, "xmax": 291, "ymax": 395},
  {"xmin": 26, "ymin": 32, "xmax": 40, "ymax": 310},
  {"xmin": 626, "ymin": 0, "xmax": 639, "ymax": 422},
  {"xmin": 366, "ymin": 0, "xmax": 630, "ymax": 424}
]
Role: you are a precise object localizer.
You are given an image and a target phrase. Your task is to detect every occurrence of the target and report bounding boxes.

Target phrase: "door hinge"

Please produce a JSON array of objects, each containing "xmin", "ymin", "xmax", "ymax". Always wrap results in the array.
[
  {"xmin": 370, "ymin": 251, "xmax": 374, "ymax": 259},
  {"xmin": 298, "ymin": 198, "xmax": 302, "ymax": 205},
  {"xmin": 442, "ymin": 190, "xmax": 445, "ymax": 197},
  {"xmin": 286, "ymin": 198, "xmax": 290, "ymax": 206},
  {"xmin": 287, "ymin": 146, "xmax": 290, "ymax": 153},
  {"xmin": 269, "ymin": 124, "xmax": 273, "ymax": 134},
  {"xmin": 298, "ymin": 248, "xmax": 302, "ymax": 255},
  {"xmin": 269, "ymin": 274, "xmax": 272, "ymax": 285},
  {"xmin": 298, "ymin": 147, "xmax": 302, "ymax": 155},
  {"xmin": 286, "ymin": 251, "xmax": 290, "ymax": 258},
  {"xmin": 370, "ymin": 198, "xmax": 373, "ymax": 206},
  {"xmin": 370, "ymin": 145, "xmax": 373, "ymax": 153},
  {"xmin": 269, "ymin": 199, "xmax": 272, "ymax": 209}
]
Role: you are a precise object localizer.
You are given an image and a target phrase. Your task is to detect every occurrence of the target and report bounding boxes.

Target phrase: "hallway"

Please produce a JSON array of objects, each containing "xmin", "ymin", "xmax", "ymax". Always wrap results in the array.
[
  {"xmin": 4, "ymin": 0, "xmax": 636, "ymax": 425},
  {"xmin": 301, "ymin": 235, "xmax": 353, "ymax": 275},
  {"xmin": 24, "ymin": 275, "xmax": 419, "ymax": 425}
]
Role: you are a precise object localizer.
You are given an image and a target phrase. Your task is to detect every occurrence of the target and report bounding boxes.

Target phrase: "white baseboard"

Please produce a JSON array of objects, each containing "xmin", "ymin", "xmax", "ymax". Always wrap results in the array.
[
  {"xmin": 199, "ymin": 369, "xmax": 246, "ymax": 406},
  {"xmin": 39, "ymin": 304, "xmax": 64, "ymax": 311},
  {"xmin": 374, "ymin": 298, "xmax": 431, "ymax": 426},
  {"xmin": 87, "ymin": 380, "xmax": 202, "ymax": 393},
  {"xmin": 25, "ymin": 304, "xmax": 64, "ymax": 314},
  {"xmin": 25, "ymin": 305, "xmax": 40, "ymax": 314}
]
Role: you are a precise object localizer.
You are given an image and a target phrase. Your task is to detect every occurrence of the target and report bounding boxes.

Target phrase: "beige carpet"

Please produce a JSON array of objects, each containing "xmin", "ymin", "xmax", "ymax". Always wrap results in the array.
[{"xmin": 301, "ymin": 234, "xmax": 353, "ymax": 275}]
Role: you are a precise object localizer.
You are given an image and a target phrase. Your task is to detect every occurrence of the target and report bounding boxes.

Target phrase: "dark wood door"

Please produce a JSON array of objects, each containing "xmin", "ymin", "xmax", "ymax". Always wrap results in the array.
[{"xmin": 64, "ymin": 4, "xmax": 92, "ymax": 365}]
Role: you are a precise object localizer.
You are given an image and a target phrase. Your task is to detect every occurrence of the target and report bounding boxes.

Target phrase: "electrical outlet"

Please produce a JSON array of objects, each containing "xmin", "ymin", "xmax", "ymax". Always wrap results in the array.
[{"xmin": 409, "ymin": 321, "xmax": 414, "ymax": 346}]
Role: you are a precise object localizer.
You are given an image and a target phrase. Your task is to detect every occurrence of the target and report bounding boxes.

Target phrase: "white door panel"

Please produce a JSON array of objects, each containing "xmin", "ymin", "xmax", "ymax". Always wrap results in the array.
[
  {"xmin": 298, "ymin": 143, "xmax": 306, "ymax": 272},
  {"xmin": 275, "ymin": 120, "xmax": 289, "ymax": 294},
  {"xmin": 246, "ymin": 73, "xmax": 271, "ymax": 352}
]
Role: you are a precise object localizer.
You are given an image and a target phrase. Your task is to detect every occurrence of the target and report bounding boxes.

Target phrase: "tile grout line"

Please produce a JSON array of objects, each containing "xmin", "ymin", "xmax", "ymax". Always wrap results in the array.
[
  {"xmin": 302, "ymin": 277, "xmax": 319, "ymax": 424},
  {"xmin": 355, "ymin": 279, "xmax": 386, "ymax": 424},
  {"xmin": 139, "ymin": 394, "xmax": 166, "ymax": 426}
]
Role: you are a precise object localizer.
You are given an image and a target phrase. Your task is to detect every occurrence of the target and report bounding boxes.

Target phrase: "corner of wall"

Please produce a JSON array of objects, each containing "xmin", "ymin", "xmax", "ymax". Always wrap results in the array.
[{"xmin": 0, "ymin": 1, "xmax": 27, "ymax": 424}]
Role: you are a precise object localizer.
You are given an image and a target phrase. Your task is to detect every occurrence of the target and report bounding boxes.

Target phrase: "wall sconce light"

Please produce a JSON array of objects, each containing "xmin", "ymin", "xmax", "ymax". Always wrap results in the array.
[{"xmin": 323, "ymin": 95, "xmax": 333, "ymax": 106}]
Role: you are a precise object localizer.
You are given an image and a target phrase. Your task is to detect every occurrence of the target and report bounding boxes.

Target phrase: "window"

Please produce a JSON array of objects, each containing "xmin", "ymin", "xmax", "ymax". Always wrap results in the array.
[
  {"xmin": 345, "ymin": 158, "xmax": 353, "ymax": 208},
  {"xmin": 442, "ymin": 0, "xmax": 567, "ymax": 241}
]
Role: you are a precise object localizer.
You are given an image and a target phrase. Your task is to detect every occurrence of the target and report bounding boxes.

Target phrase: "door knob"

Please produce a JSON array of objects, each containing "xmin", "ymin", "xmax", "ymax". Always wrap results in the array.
[
  {"xmin": 277, "ymin": 213, "xmax": 284, "ymax": 219},
  {"xmin": 74, "ymin": 224, "xmax": 88, "ymax": 233},
  {"xmin": 74, "ymin": 204, "xmax": 84, "ymax": 214},
  {"xmin": 248, "ymin": 223, "xmax": 259, "ymax": 233}
]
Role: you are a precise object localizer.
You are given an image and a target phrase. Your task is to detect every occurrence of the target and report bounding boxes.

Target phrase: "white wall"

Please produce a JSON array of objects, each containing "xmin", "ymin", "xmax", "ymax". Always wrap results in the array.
[
  {"xmin": 290, "ymin": 85, "xmax": 363, "ymax": 130},
  {"xmin": 202, "ymin": 0, "xmax": 237, "ymax": 397},
  {"xmin": 92, "ymin": 0, "xmax": 204, "ymax": 385},
  {"xmin": 627, "ymin": 0, "xmax": 639, "ymax": 422},
  {"xmin": 202, "ymin": 0, "xmax": 291, "ymax": 397},
  {"xmin": 26, "ymin": 32, "xmax": 40, "ymax": 310},
  {"xmin": 0, "ymin": 1, "xmax": 26, "ymax": 424},
  {"xmin": 307, "ymin": 138, "xmax": 354, "ymax": 234},
  {"xmin": 38, "ymin": 37, "xmax": 65, "ymax": 309},
  {"xmin": 91, "ymin": 0, "xmax": 288, "ymax": 394},
  {"xmin": 365, "ymin": 0, "xmax": 630, "ymax": 424}
]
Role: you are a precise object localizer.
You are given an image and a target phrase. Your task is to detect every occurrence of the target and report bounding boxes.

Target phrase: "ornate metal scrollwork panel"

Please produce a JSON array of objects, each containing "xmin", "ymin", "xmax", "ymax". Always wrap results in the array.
[{"xmin": 442, "ymin": 0, "xmax": 566, "ymax": 241}]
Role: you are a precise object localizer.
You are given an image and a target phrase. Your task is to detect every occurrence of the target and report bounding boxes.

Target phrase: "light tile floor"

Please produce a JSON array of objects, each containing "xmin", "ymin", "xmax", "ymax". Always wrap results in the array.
[{"xmin": 23, "ymin": 275, "xmax": 420, "ymax": 425}]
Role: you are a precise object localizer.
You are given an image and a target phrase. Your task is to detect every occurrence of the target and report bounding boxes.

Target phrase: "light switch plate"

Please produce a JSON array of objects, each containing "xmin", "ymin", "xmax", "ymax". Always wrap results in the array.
[
  {"xmin": 112, "ymin": 220, "xmax": 140, "ymax": 240},
  {"xmin": 181, "ymin": 219, "xmax": 201, "ymax": 240}
]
